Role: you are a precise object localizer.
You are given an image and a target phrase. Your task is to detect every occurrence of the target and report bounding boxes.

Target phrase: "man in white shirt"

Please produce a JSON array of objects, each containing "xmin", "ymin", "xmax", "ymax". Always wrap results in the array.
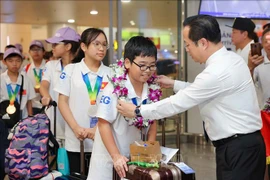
[
  {"xmin": 227, "ymin": 17, "xmax": 258, "ymax": 64},
  {"xmin": 117, "ymin": 15, "xmax": 265, "ymax": 180}
]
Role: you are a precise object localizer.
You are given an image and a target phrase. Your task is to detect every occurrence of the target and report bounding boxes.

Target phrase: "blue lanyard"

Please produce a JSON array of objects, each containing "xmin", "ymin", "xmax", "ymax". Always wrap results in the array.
[{"xmin": 131, "ymin": 98, "xmax": 147, "ymax": 106}]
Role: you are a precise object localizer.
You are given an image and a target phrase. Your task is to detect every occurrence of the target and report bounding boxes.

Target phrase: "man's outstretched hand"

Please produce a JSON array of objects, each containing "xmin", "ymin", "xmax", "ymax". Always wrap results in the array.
[
  {"xmin": 117, "ymin": 100, "xmax": 136, "ymax": 118},
  {"xmin": 156, "ymin": 75, "xmax": 175, "ymax": 89}
]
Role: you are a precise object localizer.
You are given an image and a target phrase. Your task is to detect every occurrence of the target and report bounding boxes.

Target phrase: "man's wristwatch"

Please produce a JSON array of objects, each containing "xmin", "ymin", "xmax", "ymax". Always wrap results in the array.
[{"xmin": 134, "ymin": 106, "xmax": 142, "ymax": 117}]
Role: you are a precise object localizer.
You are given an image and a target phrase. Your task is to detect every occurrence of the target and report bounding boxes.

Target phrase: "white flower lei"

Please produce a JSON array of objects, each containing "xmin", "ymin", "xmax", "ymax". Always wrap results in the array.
[{"xmin": 108, "ymin": 58, "xmax": 162, "ymax": 129}]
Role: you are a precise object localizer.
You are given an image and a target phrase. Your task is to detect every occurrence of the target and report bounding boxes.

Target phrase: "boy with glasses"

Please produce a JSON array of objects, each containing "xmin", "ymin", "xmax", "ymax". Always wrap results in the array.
[
  {"xmin": 22, "ymin": 40, "xmax": 46, "ymax": 115},
  {"xmin": 88, "ymin": 36, "xmax": 158, "ymax": 179}
]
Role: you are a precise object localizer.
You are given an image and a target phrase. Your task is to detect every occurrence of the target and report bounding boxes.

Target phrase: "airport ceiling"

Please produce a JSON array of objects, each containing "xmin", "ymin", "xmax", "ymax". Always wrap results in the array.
[{"xmin": 0, "ymin": 0, "xmax": 177, "ymax": 28}]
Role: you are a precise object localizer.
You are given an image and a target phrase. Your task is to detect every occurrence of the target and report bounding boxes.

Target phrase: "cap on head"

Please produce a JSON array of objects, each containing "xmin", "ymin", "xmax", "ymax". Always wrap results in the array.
[
  {"xmin": 14, "ymin": 43, "xmax": 23, "ymax": 52},
  {"xmin": 46, "ymin": 27, "xmax": 80, "ymax": 44},
  {"xmin": 4, "ymin": 48, "xmax": 23, "ymax": 60},
  {"xmin": 29, "ymin": 40, "xmax": 44, "ymax": 49},
  {"xmin": 226, "ymin": 17, "xmax": 255, "ymax": 32}
]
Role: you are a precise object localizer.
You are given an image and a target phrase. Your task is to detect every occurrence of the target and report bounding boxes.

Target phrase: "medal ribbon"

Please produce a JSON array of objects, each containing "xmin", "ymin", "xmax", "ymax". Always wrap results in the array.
[
  {"xmin": 82, "ymin": 73, "xmax": 103, "ymax": 105},
  {"xmin": 6, "ymin": 84, "xmax": 20, "ymax": 104},
  {"xmin": 33, "ymin": 68, "xmax": 42, "ymax": 85},
  {"xmin": 131, "ymin": 98, "xmax": 147, "ymax": 106}
]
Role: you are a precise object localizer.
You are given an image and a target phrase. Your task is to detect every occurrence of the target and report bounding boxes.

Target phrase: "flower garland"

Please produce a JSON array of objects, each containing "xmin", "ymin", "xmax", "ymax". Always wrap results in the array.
[{"xmin": 109, "ymin": 58, "xmax": 162, "ymax": 129}]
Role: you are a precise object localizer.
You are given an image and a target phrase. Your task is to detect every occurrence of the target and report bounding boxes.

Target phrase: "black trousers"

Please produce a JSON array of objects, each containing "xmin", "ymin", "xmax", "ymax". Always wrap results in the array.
[
  {"xmin": 67, "ymin": 151, "xmax": 92, "ymax": 176},
  {"xmin": 215, "ymin": 131, "xmax": 266, "ymax": 180},
  {"xmin": 0, "ymin": 121, "xmax": 9, "ymax": 180}
]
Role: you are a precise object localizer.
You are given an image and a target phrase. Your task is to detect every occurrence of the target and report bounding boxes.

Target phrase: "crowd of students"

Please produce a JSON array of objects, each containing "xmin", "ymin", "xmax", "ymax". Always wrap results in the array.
[{"xmin": 0, "ymin": 25, "xmax": 159, "ymax": 180}]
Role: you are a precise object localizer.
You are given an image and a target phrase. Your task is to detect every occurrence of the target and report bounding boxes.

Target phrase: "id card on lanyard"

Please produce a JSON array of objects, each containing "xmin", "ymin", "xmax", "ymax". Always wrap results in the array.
[{"xmin": 81, "ymin": 72, "xmax": 103, "ymax": 128}]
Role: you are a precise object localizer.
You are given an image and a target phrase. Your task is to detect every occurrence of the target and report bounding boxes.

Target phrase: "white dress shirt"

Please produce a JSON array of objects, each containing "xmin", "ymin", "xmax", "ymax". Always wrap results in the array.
[{"xmin": 141, "ymin": 46, "xmax": 262, "ymax": 141}]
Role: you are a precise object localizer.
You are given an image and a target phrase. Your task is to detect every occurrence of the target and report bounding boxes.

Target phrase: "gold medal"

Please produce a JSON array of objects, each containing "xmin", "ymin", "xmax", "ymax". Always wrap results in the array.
[
  {"xmin": 35, "ymin": 84, "xmax": 40, "ymax": 89},
  {"xmin": 6, "ymin": 104, "xmax": 16, "ymax": 114}
]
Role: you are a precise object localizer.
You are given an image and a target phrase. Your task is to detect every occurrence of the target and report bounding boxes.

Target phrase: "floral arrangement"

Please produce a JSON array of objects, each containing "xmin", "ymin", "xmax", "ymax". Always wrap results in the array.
[{"xmin": 109, "ymin": 58, "xmax": 162, "ymax": 129}]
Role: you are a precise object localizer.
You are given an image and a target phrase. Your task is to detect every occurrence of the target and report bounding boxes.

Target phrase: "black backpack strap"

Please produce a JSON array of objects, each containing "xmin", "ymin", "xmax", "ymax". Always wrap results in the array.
[{"xmin": 19, "ymin": 75, "xmax": 24, "ymax": 119}]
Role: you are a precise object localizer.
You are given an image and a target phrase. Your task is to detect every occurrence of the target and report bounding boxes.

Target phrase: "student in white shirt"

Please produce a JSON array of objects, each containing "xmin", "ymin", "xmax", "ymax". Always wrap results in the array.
[
  {"xmin": 118, "ymin": 15, "xmax": 265, "ymax": 180},
  {"xmin": 0, "ymin": 48, "xmax": 35, "ymax": 179},
  {"xmin": 40, "ymin": 27, "xmax": 80, "ymax": 141},
  {"xmin": 54, "ymin": 28, "xmax": 111, "ymax": 175},
  {"xmin": 0, "ymin": 48, "xmax": 36, "ymax": 118},
  {"xmin": 21, "ymin": 40, "xmax": 46, "ymax": 115},
  {"xmin": 87, "ymin": 36, "xmax": 157, "ymax": 180}
]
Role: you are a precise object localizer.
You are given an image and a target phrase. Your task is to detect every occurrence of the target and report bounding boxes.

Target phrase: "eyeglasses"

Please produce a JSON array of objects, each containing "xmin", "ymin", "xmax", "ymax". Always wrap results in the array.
[
  {"xmin": 52, "ymin": 42, "xmax": 65, "ymax": 48},
  {"xmin": 30, "ymin": 48, "xmax": 43, "ymax": 52},
  {"xmin": 92, "ymin": 41, "xmax": 109, "ymax": 50},
  {"xmin": 133, "ymin": 61, "xmax": 157, "ymax": 71}
]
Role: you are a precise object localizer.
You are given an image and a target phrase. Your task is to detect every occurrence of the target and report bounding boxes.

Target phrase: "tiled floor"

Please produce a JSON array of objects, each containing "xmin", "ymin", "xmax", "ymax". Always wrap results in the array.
[{"xmin": 168, "ymin": 143, "xmax": 216, "ymax": 180}]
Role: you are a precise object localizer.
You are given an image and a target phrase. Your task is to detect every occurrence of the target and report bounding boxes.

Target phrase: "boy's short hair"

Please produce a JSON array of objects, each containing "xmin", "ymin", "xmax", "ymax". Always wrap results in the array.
[
  {"xmin": 124, "ymin": 36, "xmax": 157, "ymax": 63},
  {"xmin": 4, "ymin": 48, "xmax": 23, "ymax": 60},
  {"xmin": 5, "ymin": 45, "xmax": 16, "ymax": 50}
]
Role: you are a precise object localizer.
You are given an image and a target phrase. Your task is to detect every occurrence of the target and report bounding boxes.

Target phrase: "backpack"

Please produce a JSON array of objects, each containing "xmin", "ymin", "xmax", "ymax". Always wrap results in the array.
[{"xmin": 4, "ymin": 111, "xmax": 58, "ymax": 180}]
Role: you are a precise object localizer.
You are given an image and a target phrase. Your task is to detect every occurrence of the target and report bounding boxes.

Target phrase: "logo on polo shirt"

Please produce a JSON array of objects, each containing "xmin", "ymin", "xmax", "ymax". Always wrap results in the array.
[
  {"xmin": 19, "ymin": 90, "xmax": 27, "ymax": 95},
  {"xmin": 100, "ymin": 95, "xmax": 111, "ymax": 104},
  {"xmin": 101, "ymin": 82, "xmax": 108, "ymax": 90},
  {"xmin": 60, "ymin": 72, "xmax": 66, "ymax": 79}
]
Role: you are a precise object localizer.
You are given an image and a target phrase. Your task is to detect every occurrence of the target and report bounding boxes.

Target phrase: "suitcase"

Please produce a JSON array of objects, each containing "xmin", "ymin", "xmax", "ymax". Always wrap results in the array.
[
  {"xmin": 113, "ymin": 163, "xmax": 195, "ymax": 180},
  {"xmin": 55, "ymin": 141, "xmax": 87, "ymax": 180},
  {"xmin": 113, "ymin": 116, "xmax": 196, "ymax": 180}
]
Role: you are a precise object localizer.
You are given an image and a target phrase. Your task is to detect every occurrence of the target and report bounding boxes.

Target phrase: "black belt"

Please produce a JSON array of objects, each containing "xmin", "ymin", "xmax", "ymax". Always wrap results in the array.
[{"xmin": 212, "ymin": 130, "xmax": 260, "ymax": 147}]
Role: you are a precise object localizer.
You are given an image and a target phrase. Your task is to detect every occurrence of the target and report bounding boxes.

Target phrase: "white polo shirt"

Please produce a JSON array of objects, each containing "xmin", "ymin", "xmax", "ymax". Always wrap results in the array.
[
  {"xmin": 0, "ymin": 71, "xmax": 36, "ymax": 118},
  {"xmin": 42, "ymin": 59, "xmax": 65, "ymax": 139},
  {"xmin": 88, "ymin": 75, "xmax": 147, "ymax": 180},
  {"xmin": 54, "ymin": 59, "xmax": 111, "ymax": 152},
  {"xmin": 253, "ymin": 55, "xmax": 270, "ymax": 107},
  {"xmin": 141, "ymin": 46, "xmax": 262, "ymax": 141},
  {"xmin": 236, "ymin": 40, "xmax": 254, "ymax": 64},
  {"xmin": 21, "ymin": 60, "xmax": 46, "ymax": 109}
]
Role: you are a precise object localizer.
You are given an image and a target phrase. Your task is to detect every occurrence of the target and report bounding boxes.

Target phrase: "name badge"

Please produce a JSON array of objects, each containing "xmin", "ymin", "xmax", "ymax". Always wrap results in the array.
[{"xmin": 90, "ymin": 117, "xmax": 98, "ymax": 128}]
